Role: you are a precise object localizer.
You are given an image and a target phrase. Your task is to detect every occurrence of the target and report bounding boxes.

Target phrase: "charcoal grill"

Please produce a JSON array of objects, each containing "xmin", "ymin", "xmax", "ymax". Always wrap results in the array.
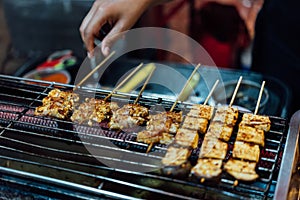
[{"xmin": 0, "ymin": 74, "xmax": 297, "ymax": 199}]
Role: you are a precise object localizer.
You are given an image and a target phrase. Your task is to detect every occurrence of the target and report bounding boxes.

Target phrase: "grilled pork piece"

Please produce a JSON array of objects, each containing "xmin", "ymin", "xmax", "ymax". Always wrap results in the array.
[
  {"xmin": 191, "ymin": 158, "xmax": 222, "ymax": 179},
  {"xmin": 199, "ymin": 137, "xmax": 228, "ymax": 160},
  {"xmin": 205, "ymin": 122, "xmax": 234, "ymax": 142},
  {"xmin": 146, "ymin": 113, "xmax": 172, "ymax": 133},
  {"xmin": 236, "ymin": 125, "xmax": 265, "ymax": 146},
  {"xmin": 224, "ymin": 159, "xmax": 259, "ymax": 181},
  {"xmin": 146, "ymin": 111, "xmax": 182, "ymax": 134},
  {"xmin": 187, "ymin": 104, "xmax": 214, "ymax": 120},
  {"xmin": 113, "ymin": 104, "xmax": 149, "ymax": 118},
  {"xmin": 136, "ymin": 130, "xmax": 173, "ymax": 144},
  {"xmin": 182, "ymin": 116, "xmax": 208, "ymax": 134},
  {"xmin": 232, "ymin": 141, "xmax": 260, "ymax": 162},
  {"xmin": 240, "ymin": 113, "xmax": 271, "ymax": 132},
  {"xmin": 35, "ymin": 89, "xmax": 79, "ymax": 119},
  {"xmin": 213, "ymin": 106, "xmax": 238, "ymax": 126},
  {"xmin": 137, "ymin": 111, "xmax": 182, "ymax": 145},
  {"xmin": 174, "ymin": 128, "xmax": 199, "ymax": 149},
  {"xmin": 109, "ymin": 115, "xmax": 147, "ymax": 130},
  {"xmin": 71, "ymin": 98, "xmax": 119, "ymax": 125},
  {"xmin": 161, "ymin": 146, "xmax": 192, "ymax": 177},
  {"xmin": 162, "ymin": 146, "xmax": 191, "ymax": 167},
  {"xmin": 108, "ymin": 104, "xmax": 149, "ymax": 129}
]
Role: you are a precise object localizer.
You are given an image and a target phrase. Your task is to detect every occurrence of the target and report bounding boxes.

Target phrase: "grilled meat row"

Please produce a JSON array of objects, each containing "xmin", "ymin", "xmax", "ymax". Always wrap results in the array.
[{"xmin": 224, "ymin": 113, "xmax": 271, "ymax": 181}]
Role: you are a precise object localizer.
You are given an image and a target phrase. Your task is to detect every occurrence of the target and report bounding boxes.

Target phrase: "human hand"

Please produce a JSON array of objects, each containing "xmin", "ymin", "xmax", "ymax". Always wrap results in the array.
[{"xmin": 80, "ymin": 0, "xmax": 160, "ymax": 57}]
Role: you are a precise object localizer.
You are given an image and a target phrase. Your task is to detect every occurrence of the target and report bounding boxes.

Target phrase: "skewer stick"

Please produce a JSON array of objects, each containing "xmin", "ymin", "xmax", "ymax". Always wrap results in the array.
[
  {"xmin": 134, "ymin": 66, "xmax": 156, "ymax": 104},
  {"xmin": 74, "ymin": 51, "xmax": 116, "ymax": 91},
  {"xmin": 146, "ymin": 143, "xmax": 153, "ymax": 154},
  {"xmin": 254, "ymin": 81, "xmax": 266, "ymax": 115},
  {"xmin": 170, "ymin": 64, "xmax": 201, "ymax": 112},
  {"xmin": 148, "ymin": 64, "xmax": 200, "ymax": 154},
  {"xmin": 233, "ymin": 180, "xmax": 239, "ymax": 187},
  {"xmin": 229, "ymin": 76, "xmax": 243, "ymax": 107},
  {"xmin": 104, "ymin": 63, "xmax": 144, "ymax": 101},
  {"xmin": 203, "ymin": 79, "xmax": 219, "ymax": 105}
]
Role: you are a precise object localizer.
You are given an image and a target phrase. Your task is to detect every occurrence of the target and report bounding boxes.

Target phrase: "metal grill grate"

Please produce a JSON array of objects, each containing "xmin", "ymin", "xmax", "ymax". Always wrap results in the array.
[{"xmin": 0, "ymin": 75, "xmax": 288, "ymax": 199}]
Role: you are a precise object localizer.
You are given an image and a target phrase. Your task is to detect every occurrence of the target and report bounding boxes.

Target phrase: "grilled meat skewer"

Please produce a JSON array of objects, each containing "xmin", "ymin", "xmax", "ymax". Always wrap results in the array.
[
  {"xmin": 174, "ymin": 128, "xmax": 199, "ymax": 149},
  {"xmin": 71, "ymin": 98, "xmax": 119, "ymax": 125},
  {"xmin": 240, "ymin": 113, "xmax": 271, "ymax": 132},
  {"xmin": 187, "ymin": 104, "xmax": 214, "ymax": 120},
  {"xmin": 146, "ymin": 111, "xmax": 182, "ymax": 134},
  {"xmin": 224, "ymin": 159, "xmax": 259, "ymax": 181},
  {"xmin": 35, "ymin": 89, "xmax": 79, "ymax": 119},
  {"xmin": 191, "ymin": 158, "xmax": 223, "ymax": 180},
  {"xmin": 212, "ymin": 106, "xmax": 238, "ymax": 126},
  {"xmin": 205, "ymin": 122, "xmax": 234, "ymax": 142},
  {"xmin": 136, "ymin": 131, "xmax": 173, "ymax": 145},
  {"xmin": 182, "ymin": 116, "xmax": 208, "ymax": 134},
  {"xmin": 190, "ymin": 106, "xmax": 238, "ymax": 182},
  {"xmin": 236, "ymin": 124, "xmax": 265, "ymax": 146},
  {"xmin": 161, "ymin": 146, "xmax": 192, "ymax": 177},
  {"xmin": 108, "ymin": 104, "xmax": 149, "ymax": 130},
  {"xmin": 232, "ymin": 141, "xmax": 260, "ymax": 162},
  {"xmin": 199, "ymin": 137, "xmax": 228, "ymax": 160},
  {"xmin": 137, "ymin": 111, "xmax": 183, "ymax": 145}
]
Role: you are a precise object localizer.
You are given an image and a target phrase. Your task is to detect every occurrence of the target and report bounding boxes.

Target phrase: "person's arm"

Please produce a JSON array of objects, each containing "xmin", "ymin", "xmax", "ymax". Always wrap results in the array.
[{"xmin": 80, "ymin": 0, "xmax": 167, "ymax": 57}]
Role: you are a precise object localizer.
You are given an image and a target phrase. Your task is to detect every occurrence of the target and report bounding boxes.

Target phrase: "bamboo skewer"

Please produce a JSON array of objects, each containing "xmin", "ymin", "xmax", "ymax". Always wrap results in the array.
[
  {"xmin": 113, "ymin": 65, "xmax": 155, "ymax": 155},
  {"xmin": 146, "ymin": 64, "xmax": 201, "ymax": 153},
  {"xmin": 254, "ymin": 81, "xmax": 266, "ymax": 115},
  {"xmin": 131, "ymin": 66, "xmax": 157, "ymax": 154},
  {"xmin": 146, "ymin": 142, "xmax": 153, "ymax": 153},
  {"xmin": 203, "ymin": 79, "xmax": 219, "ymax": 106},
  {"xmin": 134, "ymin": 66, "xmax": 156, "ymax": 104},
  {"xmin": 146, "ymin": 142, "xmax": 154, "ymax": 153},
  {"xmin": 228, "ymin": 76, "xmax": 242, "ymax": 186},
  {"xmin": 74, "ymin": 51, "xmax": 116, "ymax": 91},
  {"xmin": 229, "ymin": 76, "xmax": 243, "ymax": 107},
  {"xmin": 170, "ymin": 63, "xmax": 201, "ymax": 112},
  {"xmin": 192, "ymin": 80, "xmax": 219, "ymax": 184},
  {"xmin": 232, "ymin": 81, "xmax": 266, "ymax": 187},
  {"xmin": 103, "ymin": 63, "xmax": 144, "ymax": 101},
  {"xmin": 227, "ymin": 76, "xmax": 242, "ymax": 186}
]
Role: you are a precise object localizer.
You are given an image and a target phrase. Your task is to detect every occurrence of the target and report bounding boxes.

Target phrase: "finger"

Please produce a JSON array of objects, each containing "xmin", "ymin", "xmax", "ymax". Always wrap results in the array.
[
  {"xmin": 82, "ymin": 15, "xmax": 108, "ymax": 56},
  {"xmin": 101, "ymin": 21, "xmax": 126, "ymax": 56},
  {"xmin": 80, "ymin": 1, "xmax": 107, "ymax": 55},
  {"xmin": 80, "ymin": 1, "xmax": 99, "ymax": 42},
  {"xmin": 87, "ymin": 21, "xmax": 109, "ymax": 55}
]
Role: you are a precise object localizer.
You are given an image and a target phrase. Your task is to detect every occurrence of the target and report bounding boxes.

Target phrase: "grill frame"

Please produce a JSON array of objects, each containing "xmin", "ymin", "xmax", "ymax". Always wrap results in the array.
[
  {"xmin": 0, "ymin": 74, "xmax": 294, "ymax": 199},
  {"xmin": 274, "ymin": 111, "xmax": 300, "ymax": 199}
]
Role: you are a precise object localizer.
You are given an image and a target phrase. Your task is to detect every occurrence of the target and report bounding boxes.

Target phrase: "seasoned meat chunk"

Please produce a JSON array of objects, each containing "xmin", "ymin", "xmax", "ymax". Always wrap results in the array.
[
  {"xmin": 212, "ymin": 106, "xmax": 238, "ymax": 126},
  {"xmin": 175, "ymin": 128, "xmax": 199, "ymax": 149},
  {"xmin": 162, "ymin": 146, "xmax": 191, "ymax": 167},
  {"xmin": 236, "ymin": 125, "xmax": 265, "ymax": 146},
  {"xmin": 191, "ymin": 158, "xmax": 222, "ymax": 179},
  {"xmin": 114, "ymin": 104, "xmax": 149, "ymax": 118},
  {"xmin": 35, "ymin": 89, "xmax": 79, "ymax": 119},
  {"xmin": 187, "ymin": 104, "xmax": 214, "ymax": 120},
  {"xmin": 232, "ymin": 141, "xmax": 260, "ymax": 162},
  {"xmin": 224, "ymin": 159, "xmax": 259, "ymax": 181},
  {"xmin": 199, "ymin": 137, "xmax": 228, "ymax": 160},
  {"xmin": 109, "ymin": 104, "xmax": 149, "ymax": 129},
  {"xmin": 182, "ymin": 116, "xmax": 208, "ymax": 134},
  {"xmin": 137, "ymin": 130, "xmax": 173, "ymax": 145},
  {"xmin": 240, "ymin": 113, "xmax": 271, "ymax": 132},
  {"xmin": 146, "ymin": 111, "xmax": 182, "ymax": 134},
  {"xmin": 206, "ymin": 122, "xmax": 233, "ymax": 141},
  {"xmin": 71, "ymin": 98, "xmax": 119, "ymax": 125}
]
